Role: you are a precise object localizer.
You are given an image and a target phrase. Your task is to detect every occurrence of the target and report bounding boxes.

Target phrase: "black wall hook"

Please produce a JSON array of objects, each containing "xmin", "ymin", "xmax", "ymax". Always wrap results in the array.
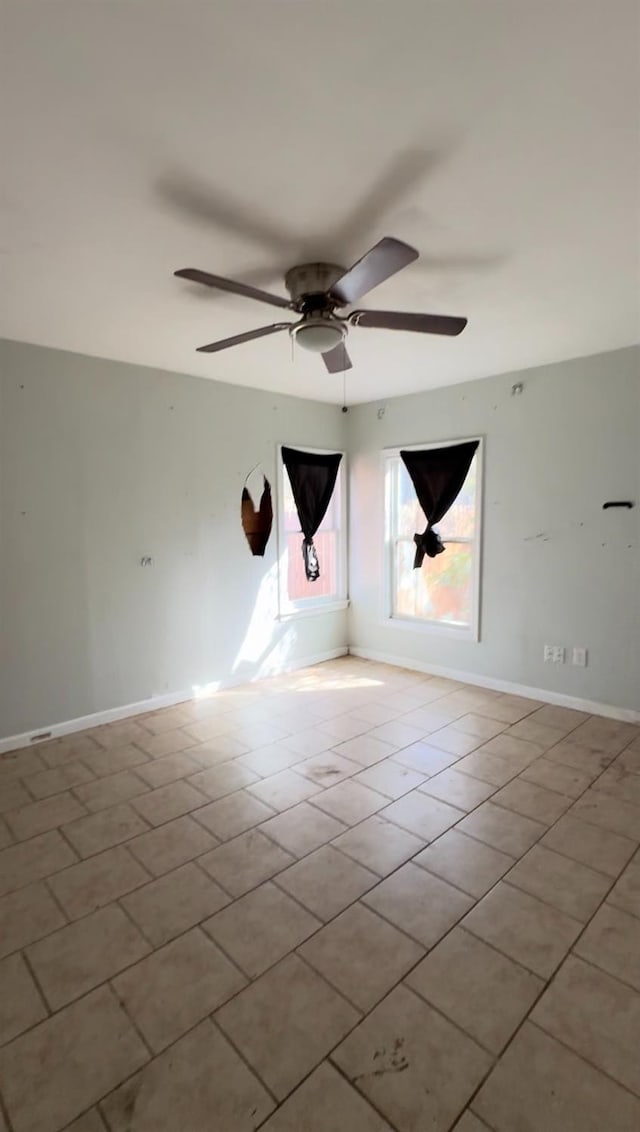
[{"xmin": 602, "ymin": 501, "xmax": 634, "ymax": 510}]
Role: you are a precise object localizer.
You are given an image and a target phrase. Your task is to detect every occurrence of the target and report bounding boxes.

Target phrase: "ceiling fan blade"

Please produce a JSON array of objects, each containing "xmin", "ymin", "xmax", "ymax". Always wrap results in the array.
[
  {"xmin": 196, "ymin": 323, "xmax": 291, "ymax": 354},
  {"xmin": 330, "ymin": 237, "xmax": 419, "ymax": 306},
  {"xmin": 349, "ymin": 309, "xmax": 467, "ymax": 336},
  {"xmin": 175, "ymin": 268, "xmax": 292, "ymax": 310},
  {"xmin": 322, "ymin": 343, "xmax": 353, "ymax": 373}
]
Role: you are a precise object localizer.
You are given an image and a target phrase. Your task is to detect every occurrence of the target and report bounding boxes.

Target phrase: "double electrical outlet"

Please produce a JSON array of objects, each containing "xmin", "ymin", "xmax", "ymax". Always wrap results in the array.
[{"xmin": 544, "ymin": 645, "xmax": 588, "ymax": 667}]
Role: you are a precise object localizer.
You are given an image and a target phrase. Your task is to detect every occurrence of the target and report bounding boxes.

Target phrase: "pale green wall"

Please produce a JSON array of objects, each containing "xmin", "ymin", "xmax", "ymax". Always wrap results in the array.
[
  {"xmin": 347, "ymin": 346, "xmax": 640, "ymax": 713},
  {"xmin": 0, "ymin": 340, "xmax": 348, "ymax": 738}
]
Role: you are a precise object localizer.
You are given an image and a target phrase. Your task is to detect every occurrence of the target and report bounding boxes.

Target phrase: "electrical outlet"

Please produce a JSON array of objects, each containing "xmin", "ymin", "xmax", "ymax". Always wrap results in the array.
[
  {"xmin": 572, "ymin": 647, "xmax": 588, "ymax": 667},
  {"xmin": 544, "ymin": 645, "xmax": 565, "ymax": 663}
]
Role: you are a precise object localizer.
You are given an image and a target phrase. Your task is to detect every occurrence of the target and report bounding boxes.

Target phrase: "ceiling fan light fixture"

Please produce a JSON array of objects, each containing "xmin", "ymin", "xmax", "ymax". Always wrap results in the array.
[{"xmin": 291, "ymin": 318, "xmax": 345, "ymax": 355}]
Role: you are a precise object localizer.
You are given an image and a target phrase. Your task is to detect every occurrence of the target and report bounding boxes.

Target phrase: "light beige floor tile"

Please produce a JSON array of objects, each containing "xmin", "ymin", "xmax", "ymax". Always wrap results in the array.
[
  {"xmin": 217, "ymin": 953, "xmax": 358, "ymax": 1100},
  {"xmin": 570, "ymin": 790, "xmax": 640, "ymax": 841},
  {"xmin": 135, "ymin": 728, "xmax": 196, "ymax": 758},
  {"xmin": 127, "ymin": 814, "xmax": 217, "ymax": 876},
  {"xmin": 420, "ymin": 769, "xmax": 496, "ymax": 811},
  {"xmin": 0, "ymin": 777, "xmax": 33, "ymax": 813},
  {"xmin": 260, "ymin": 1061, "xmax": 392, "ymax": 1131},
  {"xmin": 183, "ymin": 716, "xmax": 234, "ymax": 744},
  {"xmin": 352, "ymin": 761, "xmax": 425, "ymax": 799},
  {"xmin": 473, "ymin": 1021, "xmax": 640, "ymax": 1131},
  {"xmin": 187, "ymin": 761, "xmax": 260, "ymax": 801},
  {"xmin": 193, "ymin": 789, "xmax": 274, "ymax": 840},
  {"xmin": 427, "ymin": 725, "xmax": 482, "ymax": 757},
  {"xmin": 454, "ymin": 750, "xmax": 518, "ymax": 787},
  {"xmin": 519, "ymin": 757, "xmax": 596, "ymax": 799},
  {"xmin": 318, "ymin": 714, "xmax": 371, "ymax": 741},
  {"xmin": 235, "ymin": 722, "xmax": 291, "ymax": 749},
  {"xmin": 480, "ymin": 733, "xmax": 544, "ymax": 764},
  {"xmin": 259, "ymin": 801, "xmax": 346, "ymax": 857},
  {"xmin": 574, "ymin": 903, "xmax": 640, "ymax": 990},
  {"xmin": 81, "ymin": 743, "xmax": 151, "ymax": 777},
  {"xmin": 199, "ymin": 829, "xmax": 295, "ymax": 896},
  {"xmin": 457, "ymin": 802, "xmax": 546, "ymax": 857},
  {"xmin": 276, "ymin": 846, "xmax": 377, "ymax": 921},
  {"xmin": 593, "ymin": 765, "xmax": 640, "ymax": 807},
  {"xmin": 333, "ymin": 983, "xmax": 491, "ymax": 1132},
  {"xmin": 0, "ymin": 985, "xmax": 147, "ymax": 1132},
  {"xmin": 0, "ymin": 953, "xmax": 47, "ymax": 1045},
  {"xmin": 246, "ymin": 768, "xmax": 321, "ymax": 811},
  {"xmin": 392, "ymin": 741, "xmax": 459, "ymax": 775},
  {"xmin": 462, "ymin": 882, "xmax": 582, "ymax": 978},
  {"xmin": 6, "ymin": 792, "xmax": 86, "ymax": 841},
  {"xmin": 452, "ymin": 1113, "xmax": 493, "ymax": 1132},
  {"xmin": 491, "ymin": 778, "xmax": 571, "ymax": 825},
  {"xmin": 133, "ymin": 751, "xmax": 202, "ymax": 788},
  {"xmin": 453, "ymin": 714, "xmax": 507, "ymax": 741},
  {"xmin": 333, "ymin": 735, "xmax": 397, "ymax": 768},
  {"xmin": 237, "ymin": 743, "xmax": 305, "ymax": 777},
  {"xmin": 529, "ymin": 705, "xmax": 590, "ymax": 732},
  {"xmin": 27, "ymin": 904, "xmax": 150, "ymax": 1009},
  {"xmin": 0, "ymin": 749, "xmax": 47, "ymax": 780},
  {"xmin": 541, "ymin": 813, "xmax": 636, "ymax": 877},
  {"xmin": 100, "ymin": 1019, "xmax": 273, "ymax": 1131},
  {"xmin": 532, "ymin": 954, "xmax": 640, "ymax": 1096},
  {"xmin": 65, "ymin": 1110, "xmax": 108, "ymax": 1131},
  {"xmin": 545, "ymin": 739, "xmax": 617, "ymax": 776},
  {"xmin": 332, "ymin": 815, "xmax": 424, "ymax": 876},
  {"xmin": 23, "ymin": 761, "xmax": 96, "ymax": 799},
  {"xmin": 607, "ymin": 861, "xmax": 640, "ymax": 918},
  {"xmin": 131, "ymin": 781, "xmax": 208, "ymax": 826},
  {"xmin": 507, "ymin": 719, "xmax": 568, "ymax": 749},
  {"xmin": 113, "ymin": 928, "xmax": 246, "ymax": 1052},
  {"xmin": 295, "ymin": 750, "xmax": 363, "ymax": 786},
  {"xmin": 506, "ymin": 844, "xmax": 611, "ymax": 920},
  {"xmin": 382, "ymin": 791, "xmax": 464, "ymax": 841},
  {"xmin": 63, "ymin": 803, "xmax": 149, "ymax": 857},
  {"xmin": 617, "ymin": 746, "xmax": 640, "ymax": 775},
  {"xmin": 0, "ymin": 819, "xmax": 11, "ymax": 850},
  {"xmin": 89, "ymin": 719, "xmax": 152, "ymax": 751},
  {"xmin": 367, "ymin": 721, "xmax": 427, "ymax": 749},
  {"xmin": 72, "ymin": 770, "xmax": 148, "ymax": 813},
  {"xmin": 142, "ymin": 706, "xmax": 195, "ymax": 735},
  {"xmin": 203, "ymin": 881, "xmax": 320, "ymax": 977},
  {"xmin": 406, "ymin": 926, "xmax": 543, "ymax": 1053},
  {"xmin": 300, "ymin": 902, "xmax": 424, "ymax": 1010},
  {"xmin": 48, "ymin": 845, "xmax": 149, "ymax": 919},
  {"xmin": 0, "ymin": 880, "xmax": 66, "ymax": 959},
  {"xmin": 0, "ymin": 829, "xmax": 77, "ymax": 897},
  {"xmin": 413, "ymin": 829, "xmax": 514, "ymax": 897},
  {"xmin": 121, "ymin": 861, "xmax": 230, "ymax": 946},
  {"xmin": 282, "ymin": 728, "xmax": 337, "ymax": 757},
  {"xmin": 190, "ymin": 734, "xmax": 251, "ymax": 765},
  {"xmin": 40, "ymin": 734, "xmax": 103, "ymax": 768},
  {"xmin": 311, "ymin": 780, "xmax": 387, "ymax": 825},
  {"xmin": 363, "ymin": 862, "xmax": 473, "ymax": 947}
]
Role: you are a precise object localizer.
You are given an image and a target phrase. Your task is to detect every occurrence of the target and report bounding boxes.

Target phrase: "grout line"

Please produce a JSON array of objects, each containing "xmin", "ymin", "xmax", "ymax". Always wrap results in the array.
[{"xmin": 20, "ymin": 948, "xmax": 52, "ymax": 1018}]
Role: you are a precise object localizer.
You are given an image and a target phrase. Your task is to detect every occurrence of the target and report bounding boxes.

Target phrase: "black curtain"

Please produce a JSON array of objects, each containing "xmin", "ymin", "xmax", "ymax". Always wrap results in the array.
[
  {"xmin": 400, "ymin": 440, "xmax": 479, "ymax": 568},
  {"xmin": 281, "ymin": 447, "xmax": 342, "ymax": 581}
]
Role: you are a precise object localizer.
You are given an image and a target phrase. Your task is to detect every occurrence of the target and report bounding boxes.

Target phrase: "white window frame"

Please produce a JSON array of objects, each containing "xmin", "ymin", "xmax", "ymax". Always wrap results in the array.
[
  {"xmin": 383, "ymin": 436, "xmax": 483, "ymax": 641},
  {"xmin": 276, "ymin": 443, "xmax": 348, "ymax": 620}
]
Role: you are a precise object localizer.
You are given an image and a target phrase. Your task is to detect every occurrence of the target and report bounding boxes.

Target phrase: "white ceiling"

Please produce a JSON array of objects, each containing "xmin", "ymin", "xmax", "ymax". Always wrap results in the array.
[{"xmin": 1, "ymin": 1, "xmax": 639, "ymax": 404}]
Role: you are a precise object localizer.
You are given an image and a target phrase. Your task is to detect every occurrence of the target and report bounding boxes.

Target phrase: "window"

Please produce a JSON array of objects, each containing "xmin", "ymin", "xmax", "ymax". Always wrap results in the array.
[
  {"xmin": 385, "ymin": 439, "xmax": 482, "ymax": 638},
  {"xmin": 277, "ymin": 446, "xmax": 347, "ymax": 616}
]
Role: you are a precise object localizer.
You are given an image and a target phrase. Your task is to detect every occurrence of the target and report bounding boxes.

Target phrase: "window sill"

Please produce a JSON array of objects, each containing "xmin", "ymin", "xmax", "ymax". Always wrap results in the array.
[
  {"xmin": 382, "ymin": 615, "xmax": 479, "ymax": 642},
  {"xmin": 278, "ymin": 599, "xmax": 350, "ymax": 622}
]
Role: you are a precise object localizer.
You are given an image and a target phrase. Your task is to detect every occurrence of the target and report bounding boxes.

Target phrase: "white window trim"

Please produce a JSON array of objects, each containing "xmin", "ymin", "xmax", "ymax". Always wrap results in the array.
[
  {"xmin": 382, "ymin": 436, "xmax": 483, "ymax": 642},
  {"xmin": 276, "ymin": 442, "xmax": 348, "ymax": 620}
]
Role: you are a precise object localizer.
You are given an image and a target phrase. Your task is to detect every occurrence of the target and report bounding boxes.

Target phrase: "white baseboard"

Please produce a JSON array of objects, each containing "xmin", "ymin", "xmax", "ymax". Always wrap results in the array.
[
  {"xmin": 348, "ymin": 646, "xmax": 640, "ymax": 725},
  {"xmin": 0, "ymin": 647, "xmax": 349, "ymax": 755}
]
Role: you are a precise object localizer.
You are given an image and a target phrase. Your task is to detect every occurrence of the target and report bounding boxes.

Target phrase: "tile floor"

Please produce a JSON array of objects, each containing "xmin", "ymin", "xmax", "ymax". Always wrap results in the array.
[{"xmin": 0, "ymin": 658, "xmax": 639, "ymax": 1131}]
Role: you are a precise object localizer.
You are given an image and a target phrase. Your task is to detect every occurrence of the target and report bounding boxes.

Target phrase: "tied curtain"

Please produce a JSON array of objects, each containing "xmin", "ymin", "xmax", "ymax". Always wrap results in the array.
[
  {"xmin": 400, "ymin": 440, "xmax": 479, "ymax": 568},
  {"xmin": 281, "ymin": 446, "xmax": 342, "ymax": 581}
]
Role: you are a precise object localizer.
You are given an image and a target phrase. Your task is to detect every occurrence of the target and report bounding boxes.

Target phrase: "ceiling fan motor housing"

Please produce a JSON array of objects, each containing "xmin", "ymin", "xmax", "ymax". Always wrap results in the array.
[{"xmin": 284, "ymin": 262, "xmax": 346, "ymax": 307}]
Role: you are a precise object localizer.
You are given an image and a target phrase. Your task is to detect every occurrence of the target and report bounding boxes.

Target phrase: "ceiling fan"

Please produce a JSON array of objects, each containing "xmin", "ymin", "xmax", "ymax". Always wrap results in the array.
[{"xmin": 174, "ymin": 237, "xmax": 467, "ymax": 373}]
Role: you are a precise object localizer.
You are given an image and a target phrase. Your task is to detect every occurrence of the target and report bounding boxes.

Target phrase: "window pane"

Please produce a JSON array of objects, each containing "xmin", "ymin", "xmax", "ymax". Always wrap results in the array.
[
  {"xmin": 395, "ymin": 463, "xmax": 426, "ymax": 538},
  {"xmin": 283, "ymin": 462, "xmax": 341, "ymax": 602},
  {"xmin": 394, "ymin": 539, "xmax": 473, "ymax": 626}
]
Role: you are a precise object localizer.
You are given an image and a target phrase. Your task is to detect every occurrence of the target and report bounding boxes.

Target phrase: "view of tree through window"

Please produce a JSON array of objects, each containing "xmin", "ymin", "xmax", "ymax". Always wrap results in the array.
[{"xmin": 389, "ymin": 452, "xmax": 478, "ymax": 628}]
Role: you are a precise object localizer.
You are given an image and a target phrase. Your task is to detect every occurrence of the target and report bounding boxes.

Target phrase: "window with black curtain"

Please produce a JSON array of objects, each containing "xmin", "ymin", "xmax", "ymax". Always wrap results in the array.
[{"xmin": 281, "ymin": 446, "xmax": 343, "ymax": 585}]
